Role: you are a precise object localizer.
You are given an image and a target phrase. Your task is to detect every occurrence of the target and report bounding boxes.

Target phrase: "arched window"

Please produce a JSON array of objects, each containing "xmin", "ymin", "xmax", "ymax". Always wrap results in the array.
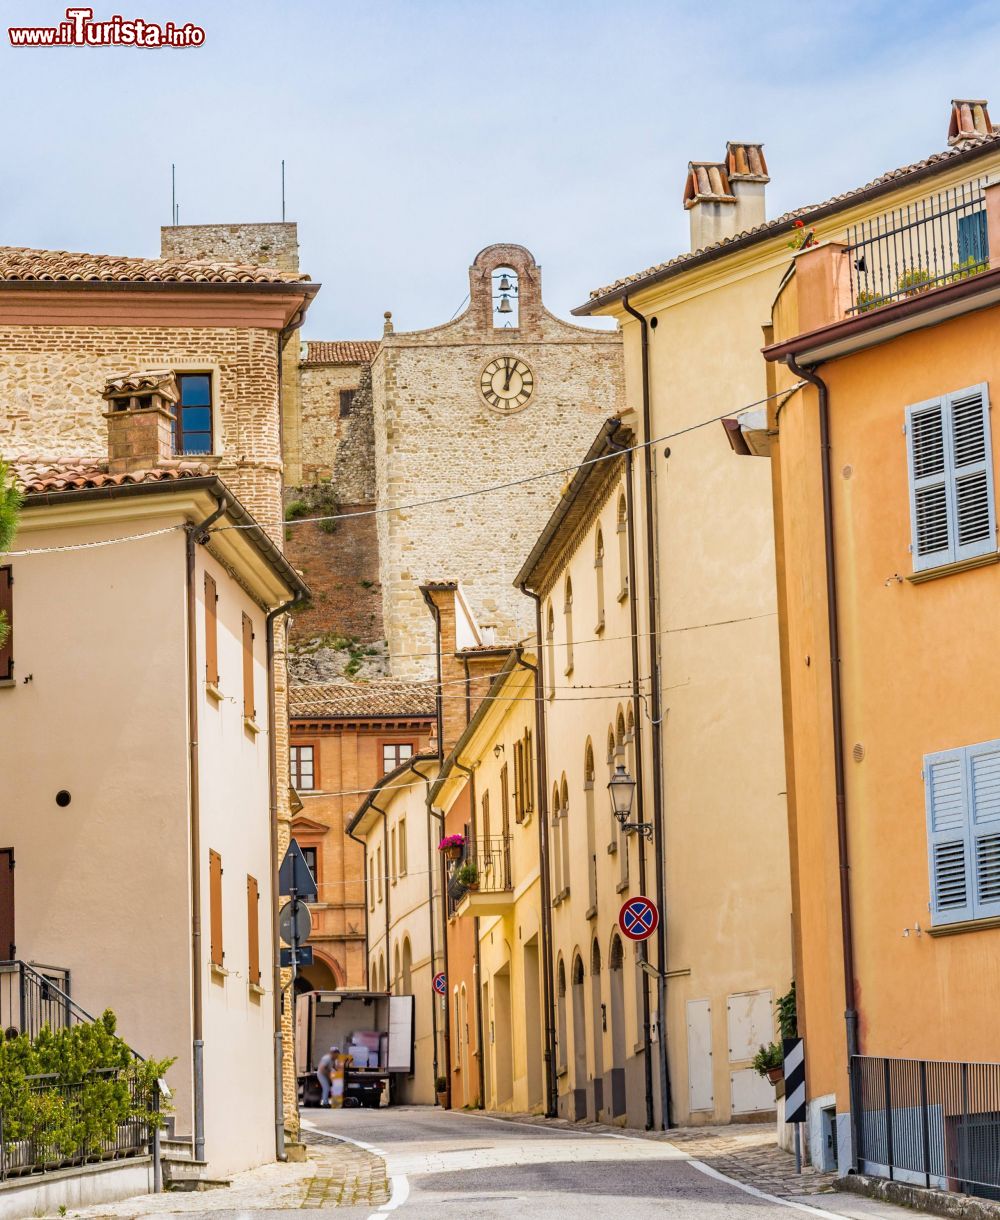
[
  {"xmin": 546, "ymin": 602, "xmax": 556, "ymax": 700},
  {"xmin": 616, "ymin": 709, "xmax": 629, "ymax": 887},
  {"xmin": 393, "ymin": 943, "xmax": 401, "ymax": 991},
  {"xmin": 571, "ymin": 954, "xmax": 587, "ymax": 1094},
  {"xmin": 563, "ymin": 576, "xmax": 574, "ymax": 674},
  {"xmin": 556, "ymin": 957, "xmax": 568, "ymax": 1072},
  {"xmin": 401, "ymin": 937, "xmax": 412, "ymax": 994},
  {"xmin": 378, "ymin": 953, "xmax": 386, "ymax": 993},
  {"xmin": 595, "ymin": 528, "xmax": 605, "ymax": 633},
  {"xmin": 584, "ymin": 740, "xmax": 597, "ymax": 911},
  {"xmin": 608, "ymin": 934, "xmax": 626, "ymax": 1075},
  {"xmin": 616, "ymin": 493, "xmax": 629, "ymax": 599},
  {"xmin": 615, "ymin": 709, "xmax": 626, "ymax": 759},
  {"xmin": 492, "ymin": 266, "xmax": 519, "ymax": 329},
  {"xmin": 551, "ymin": 782, "xmax": 563, "ymax": 896},
  {"xmin": 607, "ymin": 727, "xmax": 618, "ymax": 851},
  {"xmin": 560, "ymin": 774, "xmax": 570, "ymax": 899}
]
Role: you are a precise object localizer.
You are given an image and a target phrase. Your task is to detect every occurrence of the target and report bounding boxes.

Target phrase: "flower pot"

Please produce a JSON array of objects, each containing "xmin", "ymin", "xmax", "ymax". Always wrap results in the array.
[
  {"xmin": 436, "ymin": 1090, "xmax": 448, "ymax": 1108},
  {"xmin": 766, "ymin": 1065, "xmax": 784, "ymax": 1086}
]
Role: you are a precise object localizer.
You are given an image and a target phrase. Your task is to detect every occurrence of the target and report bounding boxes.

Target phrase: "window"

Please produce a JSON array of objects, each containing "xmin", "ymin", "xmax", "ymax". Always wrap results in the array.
[
  {"xmin": 958, "ymin": 210, "xmax": 989, "ymax": 266},
  {"xmin": 514, "ymin": 730, "xmax": 535, "ymax": 823},
  {"xmin": 377, "ymin": 844, "xmax": 383, "ymax": 900},
  {"xmin": 925, "ymin": 738, "xmax": 1000, "ymax": 925},
  {"xmin": 398, "ymin": 818, "xmax": 407, "ymax": 876},
  {"xmin": 0, "ymin": 565, "xmax": 12, "ymax": 682},
  {"xmin": 242, "ymin": 613, "xmax": 256, "ymax": 722},
  {"xmin": 369, "ymin": 858, "xmax": 375, "ymax": 911},
  {"xmin": 339, "ymin": 389, "xmax": 356, "ymax": 418},
  {"xmin": 209, "ymin": 849, "xmax": 223, "ymax": 967},
  {"xmin": 617, "ymin": 494, "xmax": 629, "ymax": 599},
  {"xmin": 500, "ymin": 763, "xmax": 510, "ymax": 831},
  {"xmin": 173, "ymin": 373, "xmax": 213, "ymax": 455},
  {"xmin": 563, "ymin": 576, "xmax": 574, "ymax": 674},
  {"xmin": 524, "ymin": 730, "xmax": 534, "ymax": 813},
  {"xmin": 290, "ymin": 745, "xmax": 316, "ymax": 791},
  {"xmin": 301, "ymin": 845, "xmax": 318, "ymax": 885},
  {"xmin": 383, "ymin": 741, "xmax": 414, "ymax": 774},
  {"xmin": 391, "ymin": 826, "xmax": 397, "ymax": 884},
  {"xmin": 545, "ymin": 603, "xmax": 555, "ymax": 699},
  {"xmin": 492, "ymin": 266, "xmax": 519, "ymax": 329},
  {"xmin": 906, "ymin": 384, "xmax": 995, "ymax": 572},
  {"xmin": 481, "ymin": 790, "xmax": 491, "ymax": 843},
  {"xmin": 204, "ymin": 572, "xmax": 219, "ymax": 687},
  {"xmin": 595, "ymin": 528, "xmax": 605, "ymax": 632},
  {"xmin": 246, "ymin": 875, "xmax": 261, "ymax": 987}
]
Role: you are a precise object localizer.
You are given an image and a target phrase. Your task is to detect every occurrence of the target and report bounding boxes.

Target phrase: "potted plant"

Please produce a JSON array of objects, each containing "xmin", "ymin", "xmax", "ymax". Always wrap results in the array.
[
  {"xmin": 897, "ymin": 265, "xmax": 931, "ymax": 296},
  {"xmin": 752, "ymin": 1041, "xmax": 784, "ymax": 1085},
  {"xmin": 438, "ymin": 833, "xmax": 465, "ymax": 862},
  {"xmin": 454, "ymin": 860, "xmax": 479, "ymax": 890},
  {"xmin": 435, "ymin": 1075, "xmax": 448, "ymax": 1107},
  {"xmin": 787, "ymin": 219, "xmax": 817, "ymax": 251}
]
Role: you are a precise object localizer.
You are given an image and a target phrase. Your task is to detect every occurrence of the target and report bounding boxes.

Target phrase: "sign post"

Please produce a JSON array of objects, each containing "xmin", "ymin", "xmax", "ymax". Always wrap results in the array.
[{"xmin": 783, "ymin": 1037, "xmax": 806, "ymax": 1173}]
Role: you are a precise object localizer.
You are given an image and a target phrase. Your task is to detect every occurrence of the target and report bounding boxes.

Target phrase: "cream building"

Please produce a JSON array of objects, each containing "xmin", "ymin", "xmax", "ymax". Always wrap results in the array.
[{"xmin": 0, "ymin": 383, "xmax": 308, "ymax": 1178}]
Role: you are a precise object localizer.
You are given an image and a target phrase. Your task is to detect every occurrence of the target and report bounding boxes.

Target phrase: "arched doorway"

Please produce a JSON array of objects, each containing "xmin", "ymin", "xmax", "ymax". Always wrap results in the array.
[
  {"xmin": 493, "ymin": 964, "xmax": 514, "ymax": 1106},
  {"xmin": 556, "ymin": 957, "xmax": 568, "ymax": 1076},
  {"xmin": 571, "ymin": 953, "xmax": 587, "ymax": 1121},
  {"xmin": 298, "ymin": 954, "xmax": 339, "ymax": 994},
  {"xmin": 609, "ymin": 934, "xmax": 627, "ymax": 1117},
  {"xmin": 590, "ymin": 939, "xmax": 604, "ymax": 1118}
]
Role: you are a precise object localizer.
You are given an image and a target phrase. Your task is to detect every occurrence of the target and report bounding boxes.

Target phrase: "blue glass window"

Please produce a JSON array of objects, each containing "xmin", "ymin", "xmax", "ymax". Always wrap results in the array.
[{"xmin": 173, "ymin": 374, "xmax": 214, "ymax": 455}]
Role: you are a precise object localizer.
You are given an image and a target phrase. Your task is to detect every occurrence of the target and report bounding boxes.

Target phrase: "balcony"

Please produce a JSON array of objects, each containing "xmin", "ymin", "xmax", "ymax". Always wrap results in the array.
[
  {"xmin": 845, "ymin": 177, "xmax": 990, "ymax": 315},
  {"xmin": 448, "ymin": 835, "xmax": 513, "ymax": 918}
]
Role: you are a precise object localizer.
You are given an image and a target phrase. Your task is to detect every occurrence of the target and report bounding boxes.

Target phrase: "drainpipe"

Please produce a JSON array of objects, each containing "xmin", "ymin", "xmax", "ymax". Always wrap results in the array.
[
  {"xmin": 783, "ymin": 356, "xmax": 859, "ymax": 1065},
  {"xmin": 621, "ymin": 294, "xmax": 671, "ymax": 1128},
  {"xmin": 607, "ymin": 425, "xmax": 655, "ymax": 1132},
  {"xmin": 367, "ymin": 800, "xmax": 392, "ymax": 991},
  {"xmin": 345, "ymin": 824, "xmax": 371, "ymax": 990},
  {"xmin": 514, "ymin": 601, "xmax": 557, "ymax": 1118},
  {"xmin": 266, "ymin": 586, "xmax": 307, "ymax": 1161},
  {"xmin": 412, "ymin": 758, "xmax": 443, "ymax": 1100},
  {"xmin": 185, "ymin": 494, "xmax": 228, "ymax": 1165},
  {"xmin": 454, "ymin": 758, "xmax": 486, "ymax": 1108}
]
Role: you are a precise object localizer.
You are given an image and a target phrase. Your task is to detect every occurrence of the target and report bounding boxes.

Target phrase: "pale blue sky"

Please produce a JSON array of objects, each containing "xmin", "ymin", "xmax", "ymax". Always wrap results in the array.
[{"xmin": 1, "ymin": 0, "xmax": 999, "ymax": 337}]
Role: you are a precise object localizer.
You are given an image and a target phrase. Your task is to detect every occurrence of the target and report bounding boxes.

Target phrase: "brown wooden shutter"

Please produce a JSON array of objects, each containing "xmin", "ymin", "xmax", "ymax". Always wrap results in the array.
[
  {"xmin": 209, "ymin": 849, "xmax": 223, "ymax": 967},
  {"xmin": 204, "ymin": 572, "xmax": 219, "ymax": 687},
  {"xmin": 0, "ymin": 566, "xmax": 12, "ymax": 682},
  {"xmin": 0, "ymin": 849, "xmax": 14, "ymax": 959},
  {"xmin": 246, "ymin": 875, "xmax": 260, "ymax": 985},
  {"xmin": 242, "ymin": 613, "xmax": 255, "ymax": 721},
  {"xmin": 525, "ymin": 730, "xmax": 535, "ymax": 811}
]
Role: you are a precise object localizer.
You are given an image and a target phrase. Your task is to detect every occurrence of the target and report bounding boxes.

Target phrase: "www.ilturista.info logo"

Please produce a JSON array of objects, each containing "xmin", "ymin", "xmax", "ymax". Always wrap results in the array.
[{"xmin": 9, "ymin": 7, "xmax": 205, "ymax": 47}]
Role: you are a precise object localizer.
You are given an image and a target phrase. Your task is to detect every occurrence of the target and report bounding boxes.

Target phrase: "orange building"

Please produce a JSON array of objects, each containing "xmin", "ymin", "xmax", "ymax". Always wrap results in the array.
[
  {"xmin": 750, "ymin": 146, "xmax": 1000, "ymax": 1196},
  {"xmin": 288, "ymin": 682, "xmax": 434, "ymax": 990}
]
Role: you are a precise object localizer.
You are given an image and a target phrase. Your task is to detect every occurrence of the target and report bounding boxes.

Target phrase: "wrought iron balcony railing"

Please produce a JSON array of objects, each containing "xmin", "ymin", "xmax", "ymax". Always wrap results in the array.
[
  {"xmin": 0, "ymin": 961, "xmax": 90, "ymax": 1039},
  {"xmin": 447, "ymin": 835, "xmax": 512, "ymax": 914},
  {"xmin": 846, "ymin": 178, "xmax": 990, "ymax": 315}
]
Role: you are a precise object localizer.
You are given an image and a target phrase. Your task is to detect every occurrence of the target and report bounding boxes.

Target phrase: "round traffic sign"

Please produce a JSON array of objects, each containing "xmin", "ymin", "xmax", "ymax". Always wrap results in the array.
[
  {"xmin": 279, "ymin": 900, "xmax": 313, "ymax": 947},
  {"xmin": 619, "ymin": 896, "xmax": 658, "ymax": 941},
  {"xmin": 433, "ymin": 972, "xmax": 447, "ymax": 995}
]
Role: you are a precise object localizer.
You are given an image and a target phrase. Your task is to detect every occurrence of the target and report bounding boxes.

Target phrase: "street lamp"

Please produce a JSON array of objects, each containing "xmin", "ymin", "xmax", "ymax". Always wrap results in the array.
[{"xmin": 607, "ymin": 763, "xmax": 636, "ymax": 825}]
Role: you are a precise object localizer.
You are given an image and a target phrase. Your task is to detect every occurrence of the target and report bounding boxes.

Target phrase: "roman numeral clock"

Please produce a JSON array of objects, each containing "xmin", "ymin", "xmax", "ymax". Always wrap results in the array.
[{"xmin": 479, "ymin": 356, "xmax": 535, "ymax": 414}]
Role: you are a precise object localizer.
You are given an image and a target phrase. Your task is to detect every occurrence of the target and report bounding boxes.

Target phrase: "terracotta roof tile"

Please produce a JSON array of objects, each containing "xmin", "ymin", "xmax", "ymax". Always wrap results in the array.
[
  {"xmin": 302, "ymin": 341, "xmax": 379, "ymax": 365},
  {"xmin": 726, "ymin": 141, "xmax": 769, "ymax": 180},
  {"xmin": 289, "ymin": 680, "xmax": 436, "ymax": 719},
  {"xmin": 586, "ymin": 133, "xmax": 1000, "ymax": 305},
  {"xmin": 0, "ymin": 246, "xmax": 308, "ymax": 285},
  {"xmin": 9, "ymin": 455, "xmax": 210, "ymax": 495}
]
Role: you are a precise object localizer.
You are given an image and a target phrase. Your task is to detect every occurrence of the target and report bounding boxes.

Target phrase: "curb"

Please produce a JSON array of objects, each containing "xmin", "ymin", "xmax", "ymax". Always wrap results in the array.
[{"xmin": 838, "ymin": 1174, "xmax": 1000, "ymax": 1219}]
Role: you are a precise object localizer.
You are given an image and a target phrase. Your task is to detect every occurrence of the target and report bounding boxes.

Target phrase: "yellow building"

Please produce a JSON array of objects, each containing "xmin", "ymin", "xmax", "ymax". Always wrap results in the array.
[{"xmin": 753, "ymin": 136, "xmax": 1000, "ymax": 1192}]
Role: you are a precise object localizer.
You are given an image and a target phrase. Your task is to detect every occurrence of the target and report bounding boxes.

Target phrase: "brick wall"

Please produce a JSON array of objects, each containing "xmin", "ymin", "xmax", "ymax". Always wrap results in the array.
[{"xmin": 284, "ymin": 509, "xmax": 382, "ymax": 642}]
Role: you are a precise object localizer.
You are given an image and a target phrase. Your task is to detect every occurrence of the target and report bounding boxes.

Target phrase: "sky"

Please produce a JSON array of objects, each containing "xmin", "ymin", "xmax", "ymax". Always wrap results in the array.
[{"xmin": 2, "ymin": 0, "xmax": 999, "ymax": 339}]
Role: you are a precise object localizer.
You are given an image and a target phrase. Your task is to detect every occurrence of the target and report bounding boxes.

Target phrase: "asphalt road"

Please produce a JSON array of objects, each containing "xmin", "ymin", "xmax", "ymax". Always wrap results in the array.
[{"xmin": 302, "ymin": 1106, "xmax": 931, "ymax": 1220}]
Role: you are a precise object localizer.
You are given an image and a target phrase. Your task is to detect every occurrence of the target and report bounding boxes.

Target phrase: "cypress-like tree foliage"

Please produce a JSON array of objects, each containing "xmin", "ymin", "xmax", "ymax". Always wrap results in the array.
[{"xmin": 0, "ymin": 459, "xmax": 20, "ymax": 648}]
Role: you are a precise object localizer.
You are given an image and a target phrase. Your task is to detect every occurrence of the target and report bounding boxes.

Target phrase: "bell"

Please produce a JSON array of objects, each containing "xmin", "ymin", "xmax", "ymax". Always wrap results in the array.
[
  {"xmin": 498, "ymin": 274, "xmax": 512, "ymax": 292},
  {"xmin": 497, "ymin": 295, "xmax": 513, "ymax": 314}
]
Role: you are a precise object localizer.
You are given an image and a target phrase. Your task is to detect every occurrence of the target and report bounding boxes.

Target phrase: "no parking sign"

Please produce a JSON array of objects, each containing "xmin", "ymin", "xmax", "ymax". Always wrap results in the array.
[
  {"xmin": 433, "ymin": 972, "xmax": 447, "ymax": 995},
  {"xmin": 618, "ymin": 896, "xmax": 659, "ymax": 941}
]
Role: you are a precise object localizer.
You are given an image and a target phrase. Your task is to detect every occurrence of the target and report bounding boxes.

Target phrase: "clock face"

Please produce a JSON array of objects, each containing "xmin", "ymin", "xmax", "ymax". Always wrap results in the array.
[{"xmin": 479, "ymin": 356, "xmax": 534, "ymax": 413}]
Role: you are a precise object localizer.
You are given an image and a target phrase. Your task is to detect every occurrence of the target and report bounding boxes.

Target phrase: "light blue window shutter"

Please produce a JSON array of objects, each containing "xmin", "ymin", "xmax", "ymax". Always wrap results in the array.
[
  {"xmin": 957, "ymin": 211, "xmax": 989, "ymax": 266},
  {"xmin": 968, "ymin": 740, "xmax": 1000, "ymax": 919},
  {"xmin": 946, "ymin": 384, "xmax": 995, "ymax": 562},
  {"xmin": 924, "ymin": 748, "xmax": 973, "ymax": 925},
  {"xmin": 906, "ymin": 398, "xmax": 953, "ymax": 570}
]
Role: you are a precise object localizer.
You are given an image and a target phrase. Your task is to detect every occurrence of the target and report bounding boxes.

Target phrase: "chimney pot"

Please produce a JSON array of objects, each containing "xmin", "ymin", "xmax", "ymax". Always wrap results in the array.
[
  {"xmin": 949, "ymin": 98, "xmax": 994, "ymax": 148},
  {"xmin": 684, "ymin": 143, "xmax": 769, "ymax": 252}
]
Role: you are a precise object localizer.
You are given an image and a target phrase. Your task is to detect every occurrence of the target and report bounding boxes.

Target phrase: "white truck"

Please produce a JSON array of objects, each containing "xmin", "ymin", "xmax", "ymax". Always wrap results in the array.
[{"xmin": 295, "ymin": 990, "xmax": 415, "ymax": 1108}]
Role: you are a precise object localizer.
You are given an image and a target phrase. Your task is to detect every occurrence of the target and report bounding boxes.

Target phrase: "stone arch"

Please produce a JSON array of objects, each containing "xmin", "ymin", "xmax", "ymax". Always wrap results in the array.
[
  {"xmin": 616, "ymin": 492, "xmax": 629, "ymax": 596},
  {"xmin": 468, "ymin": 243, "xmax": 541, "ymax": 332},
  {"xmin": 401, "ymin": 937, "xmax": 413, "ymax": 994},
  {"xmin": 556, "ymin": 955, "xmax": 568, "ymax": 1073},
  {"xmin": 595, "ymin": 526, "xmax": 606, "ymax": 629},
  {"xmin": 590, "ymin": 938, "xmax": 604, "ymax": 1115},
  {"xmin": 564, "ymin": 575, "xmax": 574, "ymax": 672},
  {"xmin": 301, "ymin": 947, "xmax": 345, "ymax": 993},
  {"xmin": 559, "ymin": 772, "xmax": 570, "ymax": 899},
  {"xmin": 615, "ymin": 707, "xmax": 626, "ymax": 755}
]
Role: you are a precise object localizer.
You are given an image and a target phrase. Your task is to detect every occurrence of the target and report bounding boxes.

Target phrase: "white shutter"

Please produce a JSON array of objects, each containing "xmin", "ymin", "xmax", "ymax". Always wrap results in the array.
[
  {"xmin": 924, "ymin": 749, "xmax": 973, "ymax": 924},
  {"xmin": 907, "ymin": 398, "xmax": 953, "ymax": 569},
  {"xmin": 387, "ymin": 994, "xmax": 414, "ymax": 1073},
  {"xmin": 948, "ymin": 385, "xmax": 995, "ymax": 561},
  {"xmin": 968, "ymin": 741, "xmax": 1000, "ymax": 919}
]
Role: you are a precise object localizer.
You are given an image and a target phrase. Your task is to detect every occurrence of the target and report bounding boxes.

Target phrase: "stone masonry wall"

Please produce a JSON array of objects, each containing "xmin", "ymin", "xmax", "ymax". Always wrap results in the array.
[
  {"xmin": 299, "ymin": 361, "xmax": 373, "ymax": 491},
  {"xmin": 374, "ymin": 244, "xmax": 624, "ymax": 679},
  {"xmin": 160, "ymin": 222, "xmax": 300, "ymax": 275}
]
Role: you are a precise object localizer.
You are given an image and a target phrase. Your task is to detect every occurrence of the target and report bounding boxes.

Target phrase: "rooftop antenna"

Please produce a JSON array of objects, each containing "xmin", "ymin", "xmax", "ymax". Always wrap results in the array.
[
  {"xmin": 171, "ymin": 163, "xmax": 176, "ymax": 227},
  {"xmin": 281, "ymin": 159, "xmax": 286, "ymax": 222}
]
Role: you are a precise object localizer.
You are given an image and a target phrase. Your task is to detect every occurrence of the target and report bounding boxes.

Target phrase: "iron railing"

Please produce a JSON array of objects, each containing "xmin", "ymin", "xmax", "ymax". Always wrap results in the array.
[
  {"xmin": 0, "ymin": 961, "xmax": 96, "ymax": 1039},
  {"xmin": 447, "ymin": 835, "xmax": 512, "ymax": 913},
  {"xmin": 0, "ymin": 1068, "xmax": 157, "ymax": 1181},
  {"xmin": 845, "ymin": 178, "xmax": 990, "ymax": 314},
  {"xmin": 852, "ymin": 1055, "xmax": 1000, "ymax": 1200}
]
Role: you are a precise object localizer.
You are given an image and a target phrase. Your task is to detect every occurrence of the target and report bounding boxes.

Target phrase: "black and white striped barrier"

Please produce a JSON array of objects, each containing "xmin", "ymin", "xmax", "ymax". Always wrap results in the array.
[{"xmin": 783, "ymin": 1037, "xmax": 806, "ymax": 1172}]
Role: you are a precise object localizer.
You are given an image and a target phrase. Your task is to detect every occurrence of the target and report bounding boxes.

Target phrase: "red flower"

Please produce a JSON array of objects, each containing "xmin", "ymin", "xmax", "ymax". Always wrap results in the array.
[{"xmin": 794, "ymin": 219, "xmax": 805, "ymax": 228}]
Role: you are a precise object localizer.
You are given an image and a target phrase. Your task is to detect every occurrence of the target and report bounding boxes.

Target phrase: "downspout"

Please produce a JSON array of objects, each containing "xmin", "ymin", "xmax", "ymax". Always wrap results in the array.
[
  {"xmin": 453, "ymin": 758, "xmax": 486, "ymax": 1108},
  {"xmin": 367, "ymin": 800, "xmax": 392, "ymax": 990},
  {"xmin": 514, "ymin": 599, "xmax": 557, "ymax": 1118},
  {"xmin": 185, "ymin": 495, "xmax": 228, "ymax": 1165},
  {"xmin": 345, "ymin": 824, "xmax": 371, "ymax": 990},
  {"xmin": 412, "ymin": 758, "xmax": 442, "ymax": 1098},
  {"xmin": 621, "ymin": 294, "xmax": 671, "ymax": 1127},
  {"xmin": 607, "ymin": 426, "xmax": 655, "ymax": 1131},
  {"xmin": 266, "ymin": 585, "xmax": 306, "ymax": 1162},
  {"xmin": 783, "ymin": 356, "xmax": 859, "ymax": 1064}
]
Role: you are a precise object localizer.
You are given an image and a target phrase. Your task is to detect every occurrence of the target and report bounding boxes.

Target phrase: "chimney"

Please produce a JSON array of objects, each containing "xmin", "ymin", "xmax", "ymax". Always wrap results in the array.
[
  {"xmin": 683, "ymin": 142, "xmax": 769, "ymax": 252},
  {"xmin": 102, "ymin": 370, "xmax": 179, "ymax": 474},
  {"xmin": 948, "ymin": 99, "xmax": 994, "ymax": 149}
]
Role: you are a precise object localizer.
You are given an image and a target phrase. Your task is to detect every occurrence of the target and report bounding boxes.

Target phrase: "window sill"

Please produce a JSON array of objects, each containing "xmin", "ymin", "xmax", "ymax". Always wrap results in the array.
[
  {"xmin": 585, "ymin": 904, "xmax": 597, "ymax": 921},
  {"xmin": 244, "ymin": 716, "xmax": 263, "ymax": 736},
  {"xmin": 0, "ymin": 679, "xmax": 14, "ymax": 690},
  {"xmin": 249, "ymin": 982, "xmax": 266, "ymax": 998},
  {"xmin": 907, "ymin": 551, "xmax": 999, "ymax": 584},
  {"xmin": 607, "ymin": 841, "xmax": 618, "ymax": 855},
  {"xmin": 206, "ymin": 682, "xmax": 224, "ymax": 704},
  {"xmin": 210, "ymin": 963, "xmax": 228, "ymax": 980},
  {"xmin": 617, "ymin": 587, "xmax": 629, "ymax": 604},
  {"xmin": 927, "ymin": 914, "xmax": 1000, "ymax": 937},
  {"xmin": 594, "ymin": 618, "xmax": 605, "ymax": 636},
  {"xmin": 616, "ymin": 879, "xmax": 630, "ymax": 895},
  {"xmin": 556, "ymin": 1065, "xmax": 568, "ymax": 1079}
]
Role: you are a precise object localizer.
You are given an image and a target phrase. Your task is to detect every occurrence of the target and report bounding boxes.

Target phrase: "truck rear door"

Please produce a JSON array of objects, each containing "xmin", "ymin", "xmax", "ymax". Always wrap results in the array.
[{"xmin": 387, "ymin": 995, "xmax": 414, "ymax": 1074}]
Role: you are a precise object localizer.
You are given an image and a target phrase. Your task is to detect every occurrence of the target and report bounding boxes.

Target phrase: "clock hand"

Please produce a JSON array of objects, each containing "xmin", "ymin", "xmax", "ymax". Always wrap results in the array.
[{"xmin": 503, "ymin": 358, "xmax": 513, "ymax": 391}]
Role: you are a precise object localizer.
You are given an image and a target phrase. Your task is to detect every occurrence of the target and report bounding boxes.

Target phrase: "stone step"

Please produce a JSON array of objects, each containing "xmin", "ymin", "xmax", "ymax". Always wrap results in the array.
[{"xmin": 162, "ymin": 1156, "xmax": 230, "ymax": 1192}]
